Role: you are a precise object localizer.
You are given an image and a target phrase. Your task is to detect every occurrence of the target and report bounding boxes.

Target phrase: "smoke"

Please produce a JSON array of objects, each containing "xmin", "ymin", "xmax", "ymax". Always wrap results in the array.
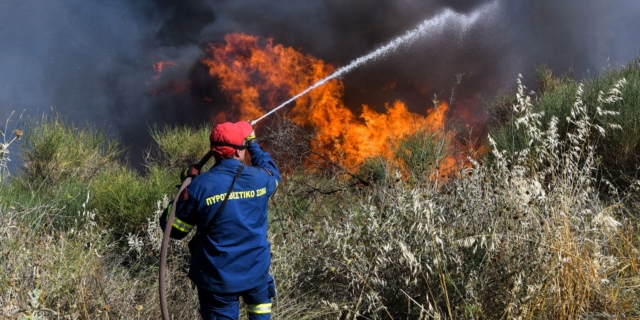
[{"xmin": 1, "ymin": 0, "xmax": 639, "ymax": 167}]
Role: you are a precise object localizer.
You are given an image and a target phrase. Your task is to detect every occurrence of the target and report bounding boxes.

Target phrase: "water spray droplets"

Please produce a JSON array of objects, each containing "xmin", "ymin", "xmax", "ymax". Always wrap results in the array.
[{"xmin": 252, "ymin": 1, "xmax": 497, "ymax": 125}]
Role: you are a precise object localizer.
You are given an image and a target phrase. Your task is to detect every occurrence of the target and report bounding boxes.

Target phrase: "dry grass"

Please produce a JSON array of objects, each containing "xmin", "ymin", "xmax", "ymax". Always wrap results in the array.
[{"xmin": 0, "ymin": 195, "xmax": 200, "ymax": 319}]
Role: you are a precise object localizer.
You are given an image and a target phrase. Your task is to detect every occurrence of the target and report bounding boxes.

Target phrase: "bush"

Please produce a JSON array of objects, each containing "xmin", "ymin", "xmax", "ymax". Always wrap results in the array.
[
  {"xmin": 2, "ymin": 113, "xmax": 128, "ymax": 231},
  {"xmin": 18, "ymin": 113, "xmax": 123, "ymax": 187},
  {"xmin": 89, "ymin": 165, "xmax": 173, "ymax": 238},
  {"xmin": 0, "ymin": 119, "xmax": 205, "ymax": 318},
  {"xmin": 489, "ymin": 59, "xmax": 640, "ymax": 189},
  {"xmin": 147, "ymin": 123, "xmax": 212, "ymax": 170},
  {"xmin": 488, "ymin": 70, "xmax": 578, "ymax": 162},
  {"xmin": 357, "ymin": 156, "xmax": 390, "ymax": 185},
  {"xmin": 0, "ymin": 192, "xmax": 201, "ymax": 319},
  {"xmin": 394, "ymin": 129, "xmax": 450, "ymax": 183},
  {"xmin": 586, "ymin": 59, "xmax": 640, "ymax": 186},
  {"xmin": 83, "ymin": 122, "xmax": 213, "ymax": 237}
]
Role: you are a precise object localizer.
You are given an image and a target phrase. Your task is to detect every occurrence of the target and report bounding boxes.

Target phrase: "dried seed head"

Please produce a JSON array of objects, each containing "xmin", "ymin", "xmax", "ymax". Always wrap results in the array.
[{"xmin": 13, "ymin": 129, "xmax": 23, "ymax": 139}]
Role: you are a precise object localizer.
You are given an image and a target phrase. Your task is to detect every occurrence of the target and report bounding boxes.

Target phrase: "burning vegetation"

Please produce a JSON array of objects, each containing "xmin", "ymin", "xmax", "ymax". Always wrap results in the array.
[{"xmin": 202, "ymin": 33, "xmax": 458, "ymax": 174}]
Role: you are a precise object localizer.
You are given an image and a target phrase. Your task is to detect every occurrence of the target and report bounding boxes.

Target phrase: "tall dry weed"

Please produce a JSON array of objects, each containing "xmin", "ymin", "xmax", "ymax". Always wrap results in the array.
[{"xmin": 0, "ymin": 193, "xmax": 200, "ymax": 319}]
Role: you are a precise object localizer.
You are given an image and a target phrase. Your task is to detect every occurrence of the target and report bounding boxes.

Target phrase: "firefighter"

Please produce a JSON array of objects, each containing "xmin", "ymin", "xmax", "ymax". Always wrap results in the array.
[{"xmin": 160, "ymin": 121, "xmax": 280, "ymax": 319}]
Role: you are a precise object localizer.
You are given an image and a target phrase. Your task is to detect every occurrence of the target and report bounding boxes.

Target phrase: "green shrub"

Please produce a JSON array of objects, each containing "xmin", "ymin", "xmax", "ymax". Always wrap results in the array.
[
  {"xmin": 89, "ymin": 165, "xmax": 173, "ymax": 237},
  {"xmin": 489, "ymin": 58, "xmax": 640, "ymax": 188},
  {"xmin": 147, "ymin": 123, "xmax": 212, "ymax": 170},
  {"xmin": 394, "ymin": 129, "xmax": 449, "ymax": 183},
  {"xmin": 68, "ymin": 121, "xmax": 215, "ymax": 237},
  {"xmin": 19, "ymin": 113, "xmax": 123, "ymax": 187},
  {"xmin": 535, "ymin": 64, "xmax": 575, "ymax": 94},
  {"xmin": 488, "ymin": 67, "xmax": 578, "ymax": 160},
  {"xmin": 1, "ymin": 119, "xmax": 210, "ymax": 317},
  {"xmin": 356, "ymin": 156, "xmax": 390, "ymax": 185},
  {"xmin": 6, "ymin": 113, "xmax": 126, "ymax": 231},
  {"xmin": 585, "ymin": 59, "xmax": 640, "ymax": 186},
  {"xmin": 0, "ymin": 176, "xmax": 89, "ymax": 233},
  {"xmin": 486, "ymin": 90, "xmax": 518, "ymax": 128},
  {"xmin": 269, "ymin": 169, "xmax": 356, "ymax": 223}
]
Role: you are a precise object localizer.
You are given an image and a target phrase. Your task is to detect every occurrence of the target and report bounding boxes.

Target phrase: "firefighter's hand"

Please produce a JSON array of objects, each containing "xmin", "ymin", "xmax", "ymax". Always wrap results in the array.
[
  {"xmin": 245, "ymin": 122, "xmax": 257, "ymax": 145},
  {"xmin": 180, "ymin": 165, "xmax": 200, "ymax": 181}
]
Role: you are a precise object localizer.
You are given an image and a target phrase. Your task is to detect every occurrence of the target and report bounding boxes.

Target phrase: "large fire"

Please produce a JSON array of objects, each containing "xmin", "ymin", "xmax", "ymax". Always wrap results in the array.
[{"xmin": 202, "ymin": 33, "xmax": 457, "ymax": 173}]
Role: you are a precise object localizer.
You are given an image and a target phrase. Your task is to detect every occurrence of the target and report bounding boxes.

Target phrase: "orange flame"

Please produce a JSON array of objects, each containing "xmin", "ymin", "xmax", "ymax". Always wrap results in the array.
[{"xmin": 203, "ymin": 33, "xmax": 457, "ymax": 171}]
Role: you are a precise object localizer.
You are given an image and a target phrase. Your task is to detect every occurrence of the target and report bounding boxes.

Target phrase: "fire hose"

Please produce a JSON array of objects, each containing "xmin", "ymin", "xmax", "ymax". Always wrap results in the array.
[{"xmin": 159, "ymin": 150, "xmax": 213, "ymax": 320}]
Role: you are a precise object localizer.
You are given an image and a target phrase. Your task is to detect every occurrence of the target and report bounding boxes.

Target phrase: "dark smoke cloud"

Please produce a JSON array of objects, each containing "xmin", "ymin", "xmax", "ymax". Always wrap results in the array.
[{"xmin": 1, "ymin": 0, "xmax": 639, "ymax": 167}]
